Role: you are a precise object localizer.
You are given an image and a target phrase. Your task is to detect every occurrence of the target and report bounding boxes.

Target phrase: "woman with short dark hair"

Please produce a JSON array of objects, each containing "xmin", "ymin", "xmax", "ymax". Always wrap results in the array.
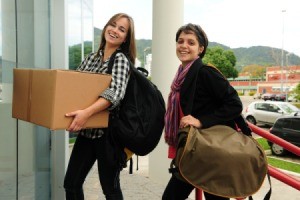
[{"xmin": 163, "ymin": 23, "xmax": 243, "ymax": 200}]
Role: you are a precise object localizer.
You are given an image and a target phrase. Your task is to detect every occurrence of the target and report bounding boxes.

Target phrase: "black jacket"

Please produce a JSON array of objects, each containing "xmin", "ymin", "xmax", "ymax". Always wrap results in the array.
[{"xmin": 180, "ymin": 58, "xmax": 243, "ymax": 130}]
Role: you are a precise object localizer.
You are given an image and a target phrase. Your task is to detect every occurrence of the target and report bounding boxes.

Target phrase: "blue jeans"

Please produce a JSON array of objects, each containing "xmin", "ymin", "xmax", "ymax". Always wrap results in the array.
[
  {"xmin": 162, "ymin": 175, "xmax": 229, "ymax": 200},
  {"xmin": 64, "ymin": 133, "xmax": 123, "ymax": 200}
]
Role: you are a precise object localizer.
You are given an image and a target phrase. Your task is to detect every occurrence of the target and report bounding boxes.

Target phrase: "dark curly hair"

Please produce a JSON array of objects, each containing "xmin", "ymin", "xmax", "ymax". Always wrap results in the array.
[{"xmin": 175, "ymin": 23, "xmax": 208, "ymax": 58}]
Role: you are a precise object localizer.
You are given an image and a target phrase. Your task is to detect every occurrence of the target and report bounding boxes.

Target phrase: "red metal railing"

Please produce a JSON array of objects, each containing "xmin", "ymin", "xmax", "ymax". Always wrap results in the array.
[
  {"xmin": 248, "ymin": 123, "xmax": 300, "ymax": 156},
  {"xmin": 195, "ymin": 123, "xmax": 300, "ymax": 200}
]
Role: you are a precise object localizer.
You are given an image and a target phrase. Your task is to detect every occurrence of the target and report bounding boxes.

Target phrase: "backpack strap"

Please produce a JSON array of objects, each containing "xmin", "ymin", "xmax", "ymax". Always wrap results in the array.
[
  {"xmin": 263, "ymin": 173, "xmax": 272, "ymax": 200},
  {"xmin": 107, "ymin": 50, "xmax": 148, "ymax": 175},
  {"xmin": 107, "ymin": 49, "xmax": 149, "ymax": 77},
  {"xmin": 107, "ymin": 50, "xmax": 122, "ymax": 75}
]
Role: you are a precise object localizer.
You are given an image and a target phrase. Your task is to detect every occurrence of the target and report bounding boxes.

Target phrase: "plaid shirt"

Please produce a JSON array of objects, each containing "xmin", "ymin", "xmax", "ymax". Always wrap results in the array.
[{"xmin": 76, "ymin": 50, "xmax": 130, "ymax": 138}]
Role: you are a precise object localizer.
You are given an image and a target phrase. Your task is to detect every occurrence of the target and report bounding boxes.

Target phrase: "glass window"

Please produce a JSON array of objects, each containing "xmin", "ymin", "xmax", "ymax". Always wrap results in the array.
[
  {"xmin": 16, "ymin": 0, "xmax": 51, "ymax": 199},
  {"xmin": 0, "ymin": 1, "xmax": 17, "ymax": 199},
  {"xmin": 255, "ymin": 103, "xmax": 268, "ymax": 111},
  {"xmin": 290, "ymin": 118, "xmax": 300, "ymax": 131},
  {"xmin": 268, "ymin": 104, "xmax": 280, "ymax": 113},
  {"xmin": 279, "ymin": 103, "xmax": 299, "ymax": 114},
  {"xmin": 281, "ymin": 119, "xmax": 291, "ymax": 129},
  {"xmin": 68, "ymin": 0, "xmax": 82, "ymax": 70},
  {"xmin": 274, "ymin": 118, "xmax": 285, "ymax": 129},
  {"xmin": 68, "ymin": 0, "xmax": 93, "ymax": 70},
  {"xmin": 83, "ymin": 0, "xmax": 93, "ymax": 57},
  {"xmin": 1, "ymin": 0, "xmax": 51, "ymax": 199}
]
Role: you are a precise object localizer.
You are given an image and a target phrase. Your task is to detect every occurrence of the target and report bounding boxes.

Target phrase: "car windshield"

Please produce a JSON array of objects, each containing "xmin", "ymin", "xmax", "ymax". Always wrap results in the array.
[{"xmin": 279, "ymin": 103, "xmax": 299, "ymax": 114}]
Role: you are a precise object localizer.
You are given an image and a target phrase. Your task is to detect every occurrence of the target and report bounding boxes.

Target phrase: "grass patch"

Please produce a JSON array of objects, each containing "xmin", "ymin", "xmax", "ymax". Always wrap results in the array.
[
  {"xmin": 256, "ymin": 138, "xmax": 300, "ymax": 173},
  {"xmin": 69, "ymin": 137, "xmax": 77, "ymax": 144},
  {"xmin": 267, "ymin": 157, "xmax": 300, "ymax": 174},
  {"xmin": 256, "ymin": 138, "xmax": 270, "ymax": 150}
]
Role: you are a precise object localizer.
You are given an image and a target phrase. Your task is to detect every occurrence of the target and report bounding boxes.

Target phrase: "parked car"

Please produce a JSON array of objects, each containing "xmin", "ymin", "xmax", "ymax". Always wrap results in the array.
[
  {"xmin": 262, "ymin": 93, "xmax": 276, "ymax": 101},
  {"xmin": 253, "ymin": 93, "xmax": 262, "ymax": 99},
  {"xmin": 288, "ymin": 94, "xmax": 299, "ymax": 102},
  {"xmin": 268, "ymin": 115, "xmax": 300, "ymax": 156},
  {"xmin": 244, "ymin": 101, "xmax": 299, "ymax": 126},
  {"xmin": 274, "ymin": 94, "xmax": 287, "ymax": 101}
]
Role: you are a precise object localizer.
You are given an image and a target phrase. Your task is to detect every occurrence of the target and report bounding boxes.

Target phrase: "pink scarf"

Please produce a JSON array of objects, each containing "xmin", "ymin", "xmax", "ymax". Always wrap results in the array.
[{"xmin": 164, "ymin": 58, "xmax": 198, "ymax": 147}]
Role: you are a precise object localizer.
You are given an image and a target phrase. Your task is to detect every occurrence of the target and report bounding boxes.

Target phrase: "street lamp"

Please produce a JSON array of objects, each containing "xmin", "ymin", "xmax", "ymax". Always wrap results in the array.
[
  {"xmin": 285, "ymin": 53, "xmax": 292, "ymax": 101},
  {"xmin": 143, "ymin": 47, "xmax": 151, "ymax": 68}
]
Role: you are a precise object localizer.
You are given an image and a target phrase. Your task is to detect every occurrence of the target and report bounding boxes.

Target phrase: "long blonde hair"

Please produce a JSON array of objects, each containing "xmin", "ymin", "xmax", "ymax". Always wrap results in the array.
[{"xmin": 97, "ymin": 13, "xmax": 136, "ymax": 64}]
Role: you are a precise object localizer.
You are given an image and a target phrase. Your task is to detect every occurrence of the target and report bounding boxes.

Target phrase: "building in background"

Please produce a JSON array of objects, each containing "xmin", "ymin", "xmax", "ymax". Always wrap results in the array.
[
  {"xmin": 145, "ymin": 53, "xmax": 152, "ymax": 77},
  {"xmin": 257, "ymin": 66, "xmax": 300, "ymax": 94},
  {"xmin": 229, "ymin": 66, "xmax": 300, "ymax": 95},
  {"xmin": 228, "ymin": 73, "xmax": 265, "ymax": 95}
]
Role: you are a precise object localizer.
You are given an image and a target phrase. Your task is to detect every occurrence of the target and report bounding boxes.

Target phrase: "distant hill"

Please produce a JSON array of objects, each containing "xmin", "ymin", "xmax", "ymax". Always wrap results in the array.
[
  {"xmin": 208, "ymin": 42, "xmax": 300, "ymax": 70},
  {"xmin": 92, "ymin": 27, "xmax": 300, "ymax": 71}
]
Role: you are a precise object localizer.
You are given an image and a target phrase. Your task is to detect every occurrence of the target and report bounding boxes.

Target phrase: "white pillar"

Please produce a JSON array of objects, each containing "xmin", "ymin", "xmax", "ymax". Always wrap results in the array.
[
  {"xmin": 150, "ymin": 0, "xmax": 184, "ymax": 185},
  {"xmin": 50, "ymin": 0, "xmax": 69, "ymax": 199}
]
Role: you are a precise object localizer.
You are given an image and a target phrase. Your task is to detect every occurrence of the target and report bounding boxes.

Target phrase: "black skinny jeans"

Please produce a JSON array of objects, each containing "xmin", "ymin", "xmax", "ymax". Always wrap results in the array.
[
  {"xmin": 162, "ymin": 175, "xmax": 229, "ymax": 200},
  {"xmin": 64, "ymin": 133, "xmax": 123, "ymax": 200}
]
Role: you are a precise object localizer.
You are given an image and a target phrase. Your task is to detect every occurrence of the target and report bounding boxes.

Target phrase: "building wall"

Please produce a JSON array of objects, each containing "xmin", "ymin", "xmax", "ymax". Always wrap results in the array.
[
  {"xmin": 229, "ymin": 78, "xmax": 264, "ymax": 94},
  {"xmin": 259, "ymin": 66, "xmax": 300, "ymax": 94},
  {"xmin": 266, "ymin": 66, "xmax": 300, "ymax": 82}
]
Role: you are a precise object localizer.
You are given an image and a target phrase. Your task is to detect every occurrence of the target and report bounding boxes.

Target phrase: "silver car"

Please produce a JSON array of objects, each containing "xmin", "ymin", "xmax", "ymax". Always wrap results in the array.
[{"xmin": 244, "ymin": 101, "xmax": 299, "ymax": 126}]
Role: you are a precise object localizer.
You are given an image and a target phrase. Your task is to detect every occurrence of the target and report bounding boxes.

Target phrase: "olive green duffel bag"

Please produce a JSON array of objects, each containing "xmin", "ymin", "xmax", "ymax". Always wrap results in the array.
[{"xmin": 170, "ymin": 125, "xmax": 270, "ymax": 199}]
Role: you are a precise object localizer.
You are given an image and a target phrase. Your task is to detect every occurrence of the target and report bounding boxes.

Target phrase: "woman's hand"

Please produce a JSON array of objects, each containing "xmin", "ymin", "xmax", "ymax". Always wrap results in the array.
[
  {"xmin": 179, "ymin": 115, "xmax": 202, "ymax": 129},
  {"xmin": 65, "ymin": 109, "xmax": 92, "ymax": 132},
  {"xmin": 65, "ymin": 97, "xmax": 111, "ymax": 132}
]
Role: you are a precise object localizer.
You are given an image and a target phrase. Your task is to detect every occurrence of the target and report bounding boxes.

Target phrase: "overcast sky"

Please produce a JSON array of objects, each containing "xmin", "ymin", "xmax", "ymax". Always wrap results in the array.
[{"xmin": 93, "ymin": 0, "xmax": 300, "ymax": 56}]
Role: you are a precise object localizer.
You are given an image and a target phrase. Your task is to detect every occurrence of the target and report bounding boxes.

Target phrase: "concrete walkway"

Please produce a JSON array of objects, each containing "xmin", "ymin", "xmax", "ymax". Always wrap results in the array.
[
  {"xmin": 83, "ymin": 155, "xmax": 166, "ymax": 200},
  {"xmin": 80, "ymin": 154, "xmax": 300, "ymax": 200}
]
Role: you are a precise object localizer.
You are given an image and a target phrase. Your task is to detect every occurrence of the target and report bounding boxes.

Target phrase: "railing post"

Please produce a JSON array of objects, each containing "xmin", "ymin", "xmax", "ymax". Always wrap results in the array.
[
  {"xmin": 268, "ymin": 165, "xmax": 300, "ymax": 190},
  {"xmin": 195, "ymin": 188, "xmax": 202, "ymax": 200},
  {"xmin": 248, "ymin": 122, "xmax": 300, "ymax": 156},
  {"xmin": 248, "ymin": 122, "xmax": 300, "ymax": 191}
]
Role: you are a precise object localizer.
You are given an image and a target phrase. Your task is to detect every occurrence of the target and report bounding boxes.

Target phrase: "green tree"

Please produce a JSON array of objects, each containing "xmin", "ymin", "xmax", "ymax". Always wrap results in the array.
[
  {"xmin": 69, "ymin": 41, "xmax": 93, "ymax": 70},
  {"xmin": 203, "ymin": 46, "xmax": 238, "ymax": 78},
  {"xmin": 241, "ymin": 65, "xmax": 267, "ymax": 79},
  {"xmin": 69, "ymin": 45, "xmax": 82, "ymax": 70}
]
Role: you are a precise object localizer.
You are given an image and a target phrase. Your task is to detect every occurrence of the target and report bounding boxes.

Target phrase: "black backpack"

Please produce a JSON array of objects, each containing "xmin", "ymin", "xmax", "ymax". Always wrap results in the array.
[{"xmin": 107, "ymin": 50, "xmax": 166, "ymax": 157}]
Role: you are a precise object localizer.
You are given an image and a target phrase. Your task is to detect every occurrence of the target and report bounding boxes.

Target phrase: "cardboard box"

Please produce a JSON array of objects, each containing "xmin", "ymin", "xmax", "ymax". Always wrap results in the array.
[{"xmin": 12, "ymin": 68, "xmax": 112, "ymax": 130}]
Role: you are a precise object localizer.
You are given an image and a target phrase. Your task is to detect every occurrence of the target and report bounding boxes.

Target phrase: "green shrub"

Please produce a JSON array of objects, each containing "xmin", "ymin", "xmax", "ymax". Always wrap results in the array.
[
  {"xmin": 249, "ymin": 91, "xmax": 255, "ymax": 96},
  {"xmin": 292, "ymin": 102, "xmax": 300, "ymax": 108},
  {"xmin": 69, "ymin": 137, "xmax": 77, "ymax": 144}
]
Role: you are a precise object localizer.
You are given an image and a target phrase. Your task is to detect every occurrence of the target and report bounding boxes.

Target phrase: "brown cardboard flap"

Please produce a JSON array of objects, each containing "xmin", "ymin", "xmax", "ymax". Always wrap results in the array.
[{"xmin": 12, "ymin": 69, "xmax": 31, "ymax": 121}]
